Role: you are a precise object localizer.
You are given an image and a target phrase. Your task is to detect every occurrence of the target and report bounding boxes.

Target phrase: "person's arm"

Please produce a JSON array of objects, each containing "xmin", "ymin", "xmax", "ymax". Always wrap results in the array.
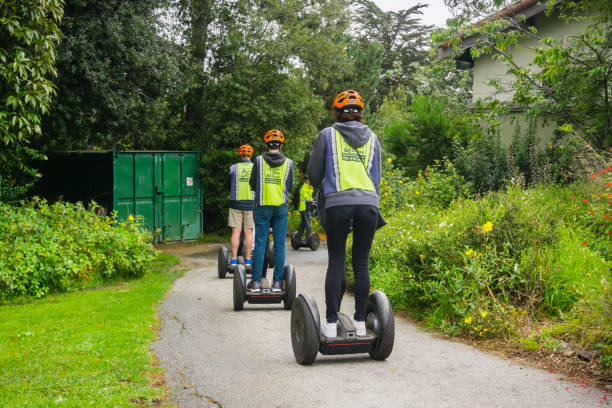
[
  {"xmin": 249, "ymin": 159, "xmax": 257, "ymax": 191},
  {"xmin": 226, "ymin": 167, "xmax": 232, "ymax": 192},
  {"xmin": 372, "ymin": 135, "xmax": 382, "ymax": 194},
  {"xmin": 307, "ymin": 129, "xmax": 327, "ymax": 189},
  {"xmin": 286, "ymin": 160, "xmax": 293, "ymax": 194}
]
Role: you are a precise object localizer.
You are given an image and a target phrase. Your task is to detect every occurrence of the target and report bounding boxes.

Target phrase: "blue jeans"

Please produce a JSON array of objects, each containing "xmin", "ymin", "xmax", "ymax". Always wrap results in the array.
[{"xmin": 252, "ymin": 204, "xmax": 288, "ymax": 282}]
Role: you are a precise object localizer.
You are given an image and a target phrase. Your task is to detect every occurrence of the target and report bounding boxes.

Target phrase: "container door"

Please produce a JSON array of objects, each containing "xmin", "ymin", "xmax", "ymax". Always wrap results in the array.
[
  {"xmin": 180, "ymin": 153, "xmax": 201, "ymax": 240},
  {"xmin": 134, "ymin": 154, "xmax": 156, "ymax": 233},
  {"xmin": 114, "ymin": 153, "xmax": 159, "ymax": 242},
  {"xmin": 162, "ymin": 153, "xmax": 182, "ymax": 241},
  {"xmin": 115, "ymin": 154, "xmax": 135, "ymax": 220}
]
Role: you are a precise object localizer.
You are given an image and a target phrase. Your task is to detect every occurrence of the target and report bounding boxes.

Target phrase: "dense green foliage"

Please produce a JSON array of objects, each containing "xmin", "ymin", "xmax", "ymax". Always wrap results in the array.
[
  {"xmin": 352, "ymin": 163, "xmax": 611, "ymax": 361},
  {"xmin": 0, "ymin": 254, "xmax": 181, "ymax": 406},
  {"xmin": 0, "ymin": 200, "xmax": 157, "ymax": 299},
  {"xmin": 0, "ymin": 0, "xmax": 64, "ymax": 200},
  {"xmin": 39, "ymin": 0, "xmax": 184, "ymax": 151}
]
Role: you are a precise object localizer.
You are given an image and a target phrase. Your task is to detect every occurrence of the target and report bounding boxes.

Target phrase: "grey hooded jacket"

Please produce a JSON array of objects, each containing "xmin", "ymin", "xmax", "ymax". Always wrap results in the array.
[{"xmin": 307, "ymin": 121, "xmax": 381, "ymax": 209}]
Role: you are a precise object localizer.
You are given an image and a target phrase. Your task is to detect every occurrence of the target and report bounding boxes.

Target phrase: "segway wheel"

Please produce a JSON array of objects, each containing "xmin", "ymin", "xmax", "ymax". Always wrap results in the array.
[
  {"xmin": 218, "ymin": 247, "xmax": 228, "ymax": 279},
  {"xmin": 268, "ymin": 240, "xmax": 275, "ymax": 268},
  {"xmin": 291, "ymin": 231, "xmax": 300, "ymax": 250},
  {"xmin": 291, "ymin": 295, "xmax": 320, "ymax": 365},
  {"xmin": 233, "ymin": 265, "xmax": 246, "ymax": 311},
  {"xmin": 283, "ymin": 265, "xmax": 296, "ymax": 310},
  {"xmin": 367, "ymin": 291, "xmax": 395, "ymax": 361},
  {"xmin": 308, "ymin": 233, "xmax": 320, "ymax": 251}
]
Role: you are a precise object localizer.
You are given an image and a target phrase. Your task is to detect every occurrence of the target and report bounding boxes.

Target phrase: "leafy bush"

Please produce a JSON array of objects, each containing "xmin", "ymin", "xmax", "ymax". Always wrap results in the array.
[
  {"xmin": 453, "ymin": 132, "xmax": 508, "ymax": 194},
  {"xmin": 383, "ymin": 95, "xmax": 473, "ymax": 177},
  {"xmin": 0, "ymin": 200, "xmax": 157, "ymax": 299},
  {"xmin": 352, "ymin": 180, "xmax": 611, "ymax": 353},
  {"xmin": 379, "ymin": 158, "xmax": 470, "ymax": 216}
]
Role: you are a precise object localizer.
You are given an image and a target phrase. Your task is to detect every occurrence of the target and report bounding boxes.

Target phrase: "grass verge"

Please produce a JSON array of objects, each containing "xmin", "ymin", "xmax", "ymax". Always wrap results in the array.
[{"xmin": 0, "ymin": 253, "xmax": 182, "ymax": 407}]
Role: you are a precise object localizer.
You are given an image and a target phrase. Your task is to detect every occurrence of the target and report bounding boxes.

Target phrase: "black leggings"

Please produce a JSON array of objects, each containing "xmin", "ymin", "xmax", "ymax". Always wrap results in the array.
[{"xmin": 325, "ymin": 205, "xmax": 378, "ymax": 323}]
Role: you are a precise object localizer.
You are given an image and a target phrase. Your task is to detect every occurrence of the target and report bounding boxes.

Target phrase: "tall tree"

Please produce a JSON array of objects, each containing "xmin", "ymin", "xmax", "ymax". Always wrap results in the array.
[
  {"xmin": 443, "ymin": 0, "xmax": 513, "ymax": 20},
  {"xmin": 40, "ymin": 0, "xmax": 185, "ymax": 151},
  {"xmin": 352, "ymin": 1, "xmax": 431, "ymax": 111},
  {"xmin": 170, "ymin": 0, "xmax": 329, "ymax": 229},
  {"xmin": 1, "ymin": 0, "xmax": 64, "ymax": 200}
]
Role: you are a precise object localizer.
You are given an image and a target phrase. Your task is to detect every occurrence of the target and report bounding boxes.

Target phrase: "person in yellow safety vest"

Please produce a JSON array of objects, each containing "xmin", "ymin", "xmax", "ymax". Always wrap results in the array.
[
  {"xmin": 295, "ymin": 177, "xmax": 314, "ymax": 242},
  {"xmin": 307, "ymin": 90, "xmax": 383, "ymax": 338},
  {"xmin": 247, "ymin": 129, "xmax": 293, "ymax": 292},
  {"xmin": 226, "ymin": 144, "xmax": 255, "ymax": 268}
]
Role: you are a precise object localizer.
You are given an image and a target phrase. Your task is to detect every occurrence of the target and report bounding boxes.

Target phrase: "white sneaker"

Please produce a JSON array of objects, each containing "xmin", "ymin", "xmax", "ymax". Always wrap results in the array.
[
  {"xmin": 353, "ymin": 318, "xmax": 366, "ymax": 336},
  {"xmin": 320, "ymin": 320, "xmax": 337, "ymax": 338}
]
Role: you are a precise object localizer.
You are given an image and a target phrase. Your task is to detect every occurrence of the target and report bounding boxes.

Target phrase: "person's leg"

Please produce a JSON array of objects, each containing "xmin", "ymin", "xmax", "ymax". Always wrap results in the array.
[
  {"xmin": 243, "ymin": 228, "xmax": 254, "ymax": 260},
  {"xmin": 251, "ymin": 206, "xmax": 272, "ymax": 282},
  {"xmin": 230, "ymin": 227, "xmax": 242, "ymax": 259},
  {"xmin": 324, "ymin": 205, "xmax": 353, "ymax": 323},
  {"xmin": 296, "ymin": 211, "xmax": 306, "ymax": 239},
  {"xmin": 243, "ymin": 210, "xmax": 255, "ymax": 261},
  {"xmin": 305, "ymin": 210, "xmax": 312, "ymax": 237},
  {"xmin": 351, "ymin": 206, "xmax": 378, "ymax": 321},
  {"xmin": 271, "ymin": 204, "xmax": 288, "ymax": 282}
]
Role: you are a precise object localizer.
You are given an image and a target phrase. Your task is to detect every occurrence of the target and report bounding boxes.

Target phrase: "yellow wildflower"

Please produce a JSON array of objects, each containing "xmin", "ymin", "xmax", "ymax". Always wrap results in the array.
[
  {"xmin": 387, "ymin": 157, "xmax": 393, "ymax": 163},
  {"xmin": 464, "ymin": 316, "xmax": 472, "ymax": 325},
  {"xmin": 465, "ymin": 249, "xmax": 474, "ymax": 256},
  {"xmin": 415, "ymin": 190, "xmax": 420, "ymax": 195},
  {"xmin": 481, "ymin": 311, "xmax": 487, "ymax": 318},
  {"xmin": 128, "ymin": 215, "xmax": 134, "ymax": 222},
  {"xmin": 482, "ymin": 221, "xmax": 493, "ymax": 233}
]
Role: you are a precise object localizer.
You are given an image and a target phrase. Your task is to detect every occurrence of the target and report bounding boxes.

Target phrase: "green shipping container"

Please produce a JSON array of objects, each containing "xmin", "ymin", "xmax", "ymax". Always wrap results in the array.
[{"xmin": 36, "ymin": 151, "xmax": 203, "ymax": 243}]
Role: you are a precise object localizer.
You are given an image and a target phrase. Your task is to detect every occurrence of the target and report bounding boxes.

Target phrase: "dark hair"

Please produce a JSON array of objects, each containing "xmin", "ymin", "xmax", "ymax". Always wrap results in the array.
[{"xmin": 335, "ymin": 110, "xmax": 364, "ymax": 123}]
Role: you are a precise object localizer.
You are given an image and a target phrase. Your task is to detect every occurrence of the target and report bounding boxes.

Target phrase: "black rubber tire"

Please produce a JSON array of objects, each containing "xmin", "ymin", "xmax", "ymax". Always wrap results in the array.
[
  {"xmin": 268, "ymin": 239, "xmax": 275, "ymax": 269},
  {"xmin": 367, "ymin": 291, "xmax": 395, "ymax": 361},
  {"xmin": 218, "ymin": 247, "xmax": 228, "ymax": 279},
  {"xmin": 308, "ymin": 233, "xmax": 320, "ymax": 251},
  {"xmin": 233, "ymin": 266, "xmax": 246, "ymax": 311},
  {"xmin": 291, "ymin": 295, "xmax": 320, "ymax": 365},
  {"xmin": 283, "ymin": 265, "xmax": 296, "ymax": 310},
  {"xmin": 291, "ymin": 231, "xmax": 300, "ymax": 250}
]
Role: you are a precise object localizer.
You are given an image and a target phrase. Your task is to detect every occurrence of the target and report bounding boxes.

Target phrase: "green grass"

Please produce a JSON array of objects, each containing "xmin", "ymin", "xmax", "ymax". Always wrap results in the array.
[
  {"xmin": 0, "ymin": 254, "xmax": 182, "ymax": 407},
  {"xmin": 199, "ymin": 231, "xmax": 230, "ymax": 243}
]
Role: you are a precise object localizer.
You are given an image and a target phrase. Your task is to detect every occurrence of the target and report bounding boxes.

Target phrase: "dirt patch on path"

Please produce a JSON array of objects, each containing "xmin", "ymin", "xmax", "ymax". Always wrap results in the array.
[{"xmin": 156, "ymin": 242, "xmax": 220, "ymax": 270}]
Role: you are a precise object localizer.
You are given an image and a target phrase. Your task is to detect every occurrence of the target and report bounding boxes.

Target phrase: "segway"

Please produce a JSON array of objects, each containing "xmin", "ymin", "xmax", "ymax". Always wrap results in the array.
[
  {"xmin": 217, "ymin": 230, "xmax": 273, "ymax": 279},
  {"xmin": 290, "ymin": 291, "xmax": 395, "ymax": 365},
  {"xmin": 290, "ymin": 231, "xmax": 320, "ymax": 251},
  {"xmin": 233, "ymin": 264, "xmax": 296, "ymax": 311}
]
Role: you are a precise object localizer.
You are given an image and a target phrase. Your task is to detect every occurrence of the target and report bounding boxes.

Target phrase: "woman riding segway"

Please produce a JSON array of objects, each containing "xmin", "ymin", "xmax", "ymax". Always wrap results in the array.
[{"xmin": 307, "ymin": 89, "xmax": 385, "ymax": 337}]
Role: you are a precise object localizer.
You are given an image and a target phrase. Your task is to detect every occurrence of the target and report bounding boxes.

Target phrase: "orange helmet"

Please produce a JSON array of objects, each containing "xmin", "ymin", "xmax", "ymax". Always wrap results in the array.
[
  {"xmin": 333, "ymin": 89, "xmax": 364, "ymax": 110},
  {"xmin": 238, "ymin": 144, "xmax": 253, "ymax": 157},
  {"xmin": 263, "ymin": 129, "xmax": 285, "ymax": 144}
]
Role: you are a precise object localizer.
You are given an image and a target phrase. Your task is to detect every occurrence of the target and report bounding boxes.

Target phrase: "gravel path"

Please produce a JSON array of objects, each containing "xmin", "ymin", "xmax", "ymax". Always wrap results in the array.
[{"xmin": 152, "ymin": 242, "xmax": 608, "ymax": 408}]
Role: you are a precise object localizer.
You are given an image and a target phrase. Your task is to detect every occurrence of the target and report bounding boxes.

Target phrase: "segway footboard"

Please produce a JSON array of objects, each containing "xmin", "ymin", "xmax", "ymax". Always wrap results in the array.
[{"xmin": 319, "ymin": 313, "xmax": 376, "ymax": 355}]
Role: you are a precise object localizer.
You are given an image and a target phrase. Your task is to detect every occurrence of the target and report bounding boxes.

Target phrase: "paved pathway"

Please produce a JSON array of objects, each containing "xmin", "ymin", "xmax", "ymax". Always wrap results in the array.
[{"xmin": 152, "ymin": 242, "xmax": 607, "ymax": 408}]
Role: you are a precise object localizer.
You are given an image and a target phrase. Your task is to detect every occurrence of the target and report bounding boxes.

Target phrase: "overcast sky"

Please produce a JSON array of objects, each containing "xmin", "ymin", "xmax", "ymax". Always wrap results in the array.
[{"xmin": 372, "ymin": 0, "xmax": 453, "ymax": 27}]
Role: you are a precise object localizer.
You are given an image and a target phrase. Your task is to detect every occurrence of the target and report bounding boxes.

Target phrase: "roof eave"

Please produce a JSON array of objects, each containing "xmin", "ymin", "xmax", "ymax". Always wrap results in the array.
[{"xmin": 437, "ymin": 1, "xmax": 548, "ymax": 62}]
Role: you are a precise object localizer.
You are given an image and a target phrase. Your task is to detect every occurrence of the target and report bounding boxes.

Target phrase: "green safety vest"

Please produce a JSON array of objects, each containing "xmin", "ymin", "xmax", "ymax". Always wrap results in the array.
[
  {"xmin": 333, "ymin": 129, "xmax": 375, "ymax": 192},
  {"xmin": 299, "ymin": 183, "xmax": 314, "ymax": 212},
  {"xmin": 260, "ymin": 159, "xmax": 289, "ymax": 206},
  {"xmin": 236, "ymin": 162, "xmax": 253, "ymax": 201}
]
